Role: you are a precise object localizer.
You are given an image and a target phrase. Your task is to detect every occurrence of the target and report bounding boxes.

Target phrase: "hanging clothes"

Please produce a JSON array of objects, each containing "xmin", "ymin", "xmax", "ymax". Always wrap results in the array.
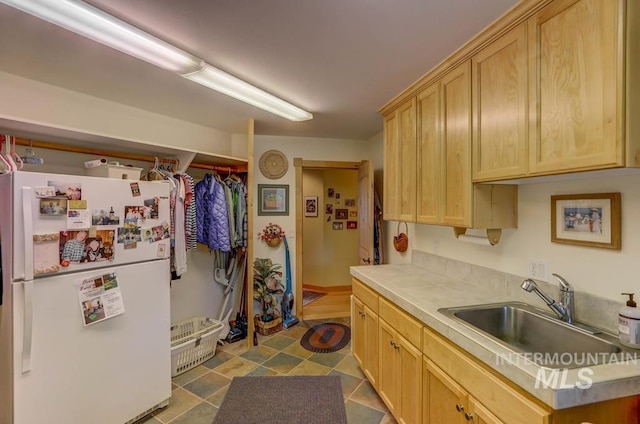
[
  {"xmin": 195, "ymin": 174, "xmax": 231, "ymax": 252},
  {"xmin": 173, "ymin": 176, "xmax": 187, "ymax": 276},
  {"xmin": 181, "ymin": 174, "xmax": 197, "ymax": 251}
]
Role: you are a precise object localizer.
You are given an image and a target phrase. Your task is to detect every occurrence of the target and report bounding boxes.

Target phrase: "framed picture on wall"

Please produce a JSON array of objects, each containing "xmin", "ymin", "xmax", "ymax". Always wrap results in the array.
[
  {"xmin": 304, "ymin": 196, "xmax": 318, "ymax": 217},
  {"xmin": 346, "ymin": 221, "xmax": 357, "ymax": 229},
  {"xmin": 551, "ymin": 192, "xmax": 621, "ymax": 250},
  {"xmin": 258, "ymin": 184, "xmax": 289, "ymax": 216},
  {"xmin": 332, "ymin": 222, "xmax": 343, "ymax": 230},
  {"xmin": 335, "ymin": 209, "xmax": 348, "ymax": 220}
]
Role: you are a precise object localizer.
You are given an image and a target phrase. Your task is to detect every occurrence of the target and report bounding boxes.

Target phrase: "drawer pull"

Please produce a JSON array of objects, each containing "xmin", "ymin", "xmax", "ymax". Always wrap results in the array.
[
  {"xmin": 464, "ymin": 412, "xmax": 474, "ymax": 421},
  {"xmin": 456, "ymin": 404, "xmax": 464, "ymax": 412}
]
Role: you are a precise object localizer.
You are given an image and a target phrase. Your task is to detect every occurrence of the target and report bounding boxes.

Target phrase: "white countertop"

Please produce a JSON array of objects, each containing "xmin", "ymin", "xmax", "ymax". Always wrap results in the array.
[{"xmin": 350, "ymin": 263, "xmax": 640, "ymax": 410}]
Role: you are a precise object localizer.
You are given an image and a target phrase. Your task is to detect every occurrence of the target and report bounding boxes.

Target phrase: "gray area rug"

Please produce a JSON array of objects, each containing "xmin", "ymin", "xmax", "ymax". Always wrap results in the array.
[{"xmin": 212, "ymin": 375, "xmax": 347, "ymax": 424}]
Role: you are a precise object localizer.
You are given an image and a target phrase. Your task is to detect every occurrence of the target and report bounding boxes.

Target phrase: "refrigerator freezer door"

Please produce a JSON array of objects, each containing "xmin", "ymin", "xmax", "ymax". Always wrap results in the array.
[
  {"xmin": 10, "ymin": 171, "xmax": 171, "ymax": 281},
  {"xmin": 12, "ymin": 260, "xmax": 171, "ymax": 424}
]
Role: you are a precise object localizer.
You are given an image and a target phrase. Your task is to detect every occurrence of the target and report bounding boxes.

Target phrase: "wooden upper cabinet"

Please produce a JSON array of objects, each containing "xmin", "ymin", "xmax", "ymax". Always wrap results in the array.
[
  {"xmin": 441, "ymin": 61, "xmax": 472, "ymax": 227},
  {"xmin": 383, "ymin": 98, "xmax": 416, "ymax": 222},
  {"xmin": 528, "ymin": 0, "xmax": 623, "ymax": 174},
  {"xmin": 472, "ymin": 23, "xmax": 528, "ymax": 181},
  {"xmin": 416, "ymin": 82, "xmax": 442, "ymax": 224}
]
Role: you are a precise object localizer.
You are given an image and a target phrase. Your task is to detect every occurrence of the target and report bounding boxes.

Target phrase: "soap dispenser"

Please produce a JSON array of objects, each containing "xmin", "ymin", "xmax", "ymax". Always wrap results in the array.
[{"xmin": 619, "ymin": 293, "xmax": 640, "ymax": 349}]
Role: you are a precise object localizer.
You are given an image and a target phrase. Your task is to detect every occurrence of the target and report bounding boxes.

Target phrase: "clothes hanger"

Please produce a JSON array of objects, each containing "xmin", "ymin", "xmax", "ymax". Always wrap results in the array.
[
  {"xmin": 0, "ymin": 135, "xmax": 14, "ymax": 172},
  {"xmin": 10, "ymin": 136, "xmax": 23, "ymax": 170}
]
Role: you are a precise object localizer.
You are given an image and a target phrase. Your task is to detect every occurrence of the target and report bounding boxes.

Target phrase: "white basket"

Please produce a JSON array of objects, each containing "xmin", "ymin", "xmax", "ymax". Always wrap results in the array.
[{"xmin": 170, "ymin": 317, "xmax": 224, "ymax": 377}]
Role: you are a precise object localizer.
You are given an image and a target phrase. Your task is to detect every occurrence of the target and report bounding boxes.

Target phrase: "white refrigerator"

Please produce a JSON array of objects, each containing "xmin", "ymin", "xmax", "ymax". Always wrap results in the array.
[{"xmin": 0, "ymin": 171, "xmax": 172, "ymax": 424}]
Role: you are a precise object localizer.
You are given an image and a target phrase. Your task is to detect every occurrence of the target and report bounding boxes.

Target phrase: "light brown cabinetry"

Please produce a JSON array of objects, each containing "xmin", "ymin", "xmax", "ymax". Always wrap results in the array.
[
  {"xmin": 423, "ymin": 357, "xmax": 504, "ymax": 424},
  {"xmin": 351, "ymin": 279, "xmax": 379, "ymax": 388},
  {"xmin": 384, "ymin": 0, "xmax": 640, "ymax": 190},
  {"xmin": 528, "ymin": 0, "xmax": 625, "ymax": 175},
  {"xmin": 472, "ymin": 23, "xmax": 528, "ymax": 181},
  {"xmin": 378, "ymin": 298, "xmax": 422, "ymax": 424},
  {"xmin": 383, "ymin": 98, "xmax": 416, "ymax": 221},
  {"xmin": 416, "ymin": 62, "xmax": 518, "ymax": 228}
]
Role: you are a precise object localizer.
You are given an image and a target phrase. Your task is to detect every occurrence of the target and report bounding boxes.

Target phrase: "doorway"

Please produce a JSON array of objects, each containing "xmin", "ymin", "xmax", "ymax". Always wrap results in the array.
[{"xmin": 294, "ymin": 159, "xmax": 373, "ymax": 320}]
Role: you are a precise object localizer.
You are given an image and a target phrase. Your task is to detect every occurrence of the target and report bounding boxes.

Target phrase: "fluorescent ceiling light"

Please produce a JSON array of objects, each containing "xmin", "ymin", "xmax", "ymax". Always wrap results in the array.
[
  {"xmin": 1, "ymin": 0, "xmax": 313, "ymax": 121},
  {"xmin": 184, "ymin": 65, "xmax": 313, "ymax": 122}
]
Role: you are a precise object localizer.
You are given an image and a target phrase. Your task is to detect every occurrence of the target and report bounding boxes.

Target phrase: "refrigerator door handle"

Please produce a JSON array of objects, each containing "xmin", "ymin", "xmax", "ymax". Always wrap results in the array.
[
  {"xmin": 22, "ymin": 280, "xmax": 34, "ymax": 373},
  {"xmin": 22, "ymin": 187, "xmax": 34, "ymax": 373}
]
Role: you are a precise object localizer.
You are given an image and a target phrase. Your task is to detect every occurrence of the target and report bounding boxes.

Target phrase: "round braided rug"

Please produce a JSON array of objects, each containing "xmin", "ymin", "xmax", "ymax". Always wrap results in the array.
[{"xmin": 300, "ymin": 322, "xmax": 351, "ymax": 353}]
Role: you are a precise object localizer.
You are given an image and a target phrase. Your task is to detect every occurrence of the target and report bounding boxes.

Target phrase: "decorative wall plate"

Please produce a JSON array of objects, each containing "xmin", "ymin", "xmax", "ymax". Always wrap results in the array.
[{"xmin": 259, "ymin": 150, "xmax": 288, "ymax": 179}]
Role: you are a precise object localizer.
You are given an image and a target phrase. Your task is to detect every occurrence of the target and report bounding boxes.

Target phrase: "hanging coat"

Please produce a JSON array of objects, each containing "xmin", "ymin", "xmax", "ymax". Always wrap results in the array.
[{"xmin": 195, "ymin": 174, "xmax": 231, "ymax": 252}]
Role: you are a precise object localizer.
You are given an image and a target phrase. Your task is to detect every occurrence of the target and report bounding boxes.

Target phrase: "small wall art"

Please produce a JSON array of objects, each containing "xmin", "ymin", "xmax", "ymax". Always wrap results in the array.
[
  {"xmin": 258, "ymin": 184, "xmax": 289, "ymax": 216},
  {"xmin": 347, "ymin": 221, "xmax": 357, "ymax": 229},
  {"xmin": 551, "ymin": 192, "xmax": 621, "ymax": 250},
  {"xmin": 335, "ymin": 209, "xmax": 348, "ymax": 220},
  {"xmin": 304, "ymin": 196, "xmax": 318, "ymax": 217},
  {"xmin": 332, "ymin": 222, "xmax": 343, "ymax": 230}
]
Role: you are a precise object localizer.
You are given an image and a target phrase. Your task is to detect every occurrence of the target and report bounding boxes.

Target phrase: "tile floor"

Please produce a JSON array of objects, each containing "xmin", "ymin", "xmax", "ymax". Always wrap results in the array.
[{"xmin": 136, "ymin": 317, "xmax": 397, "ymax": 424}]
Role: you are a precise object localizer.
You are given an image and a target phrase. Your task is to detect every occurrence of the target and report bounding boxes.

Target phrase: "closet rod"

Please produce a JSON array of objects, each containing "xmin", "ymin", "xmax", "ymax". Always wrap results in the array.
[{"xmin": 13, "ymin": 137, "xmax": 248, "ymax": 172}]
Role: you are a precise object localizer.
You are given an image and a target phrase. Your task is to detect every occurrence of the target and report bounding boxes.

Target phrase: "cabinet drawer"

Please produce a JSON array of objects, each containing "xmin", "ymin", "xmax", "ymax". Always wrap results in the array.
[
  {"xmin": 379, "ymin": 297, "xmax": 422, "ymax": 348},
  {"xmin": 423, "ymin": 327, "xmax": 551, "ymax": 424},
  {"xmin": 352, "ymin": 278, "xmax": 379, "ymax": 313}
]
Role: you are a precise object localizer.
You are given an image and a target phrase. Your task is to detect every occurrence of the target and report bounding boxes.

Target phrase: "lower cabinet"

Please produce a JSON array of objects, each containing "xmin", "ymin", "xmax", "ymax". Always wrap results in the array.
[
  {"xmin": 351, "ymin": 295, "xmax": 379, "ymax": 388},
  {"xmin": 423, "ymin": 357, "xmax": 503, "ymax": 424},
  {"xmin": 379, "ymin": 319, "xmax": 422, "ymax": 424},
  {"xmin": 352, "ymin": 278, "xmax": 640, "ymax": 424}
]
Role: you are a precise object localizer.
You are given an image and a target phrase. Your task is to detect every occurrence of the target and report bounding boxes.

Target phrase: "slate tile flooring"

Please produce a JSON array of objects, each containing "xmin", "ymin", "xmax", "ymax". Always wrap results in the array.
[{"xmin": 136, "ymin": 317, "xmax": 397, "ymax": 424}]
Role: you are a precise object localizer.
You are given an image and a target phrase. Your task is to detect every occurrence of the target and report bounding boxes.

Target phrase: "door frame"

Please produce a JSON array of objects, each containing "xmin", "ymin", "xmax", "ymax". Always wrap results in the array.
[{"xmin": 293, "ymin": 158, "xmax": 362, "ymax": 320}]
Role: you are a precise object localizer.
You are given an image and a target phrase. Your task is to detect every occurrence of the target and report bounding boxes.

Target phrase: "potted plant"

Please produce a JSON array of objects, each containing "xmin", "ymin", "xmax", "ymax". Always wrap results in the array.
[
  {"xmin": 253, "ymin": 258, "xmax": 284, "ymax": 335},
  {"xmin": 258, "ymin": 223, "xmax": 285, "ymax": 247}
]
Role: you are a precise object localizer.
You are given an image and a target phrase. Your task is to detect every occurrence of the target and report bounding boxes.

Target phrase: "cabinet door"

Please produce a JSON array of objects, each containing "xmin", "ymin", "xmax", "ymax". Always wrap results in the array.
[
  {"xmin": 468, "ymin": 396, "xmax": 504, "ymax": 424},
  {"xmin": 383, "ymin": 99, "xmax": 417, "ymax": 222},
  {"xmin": 363, "ymin": 304, "xmax": 379, "ymax": 389},
  {"xmin": 416, "ymin": 82, "xmax": 443, "ymax": 224},
  {"xmin": 398, "ymin": 335, "xmax": 422, "ymax": 424},
  {"xmin": 528, "ymin": 0, "xmax": 623, "ymax": 174},
  {"xmin": 423, "ymin": 358, "xmax": 467, "ymax": 424},
  {"xmin": 441, "ymin": 61, "xmax": 472, "ymax": 227},
  {"xmin": 378, "ymin": 319, "xmax": 400, "ymax": 415},
  {"xmin": 472, "ymin": 23, "xmax": 528, "ymax": 181},
  {"xmin": 351, "ymin": 296, "xmax": 365, "ymax": 367}
]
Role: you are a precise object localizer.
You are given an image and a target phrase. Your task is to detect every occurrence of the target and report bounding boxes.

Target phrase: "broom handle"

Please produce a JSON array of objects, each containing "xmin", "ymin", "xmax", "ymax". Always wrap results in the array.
[{"xmin": 283, "ymin": 236, "xmax": 292, "ymax": 293}]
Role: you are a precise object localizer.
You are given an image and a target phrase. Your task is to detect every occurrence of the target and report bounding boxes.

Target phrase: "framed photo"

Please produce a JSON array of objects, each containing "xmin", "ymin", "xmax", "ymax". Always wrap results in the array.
[
  {"xmin": 346, "ymin": 221, "xmax": 358, "ymax": 229},
  {"xmin": 332, "ymin": 222, "xmax": 343, "ymax": 230},
  {"xmin": 258, "ymin": 184, "xmax": 289, "ymax": 216},
  {"xmin": 325, "ymin": 204, "xmax": 333, "ymax": 214},
  {"xmin": 304, "ymin": 196, "xmax": 318, "ymax": 217},
  {"xmin": 551, "ymin": 193, "xmax": 621, "ymax": 250},
  {"xmin": 327, "ymin": 187, "xmax": 335, "ymax": 198},
  {"xmin": 345, "ymin": 199, "xmax": 356, "ymax": 207},
  {"xmin": 349, "ymin": 210, "xmax": 358, "ymax": 218},
  {"xmin": 335, "ymin": 208, "xmax": 348, "ymax": 220}
]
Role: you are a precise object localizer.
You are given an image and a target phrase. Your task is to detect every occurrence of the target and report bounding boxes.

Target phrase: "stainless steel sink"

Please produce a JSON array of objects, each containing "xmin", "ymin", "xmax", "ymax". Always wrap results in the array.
[{"xmin": 438, "ymin": 302, "xmax": 636, "ymax": 368}]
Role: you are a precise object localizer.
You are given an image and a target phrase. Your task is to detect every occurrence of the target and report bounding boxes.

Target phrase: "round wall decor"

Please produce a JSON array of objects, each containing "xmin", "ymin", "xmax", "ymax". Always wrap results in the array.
[{"xmin": 259, "ymin": 150, "xmax": 288, "ymax": 179}]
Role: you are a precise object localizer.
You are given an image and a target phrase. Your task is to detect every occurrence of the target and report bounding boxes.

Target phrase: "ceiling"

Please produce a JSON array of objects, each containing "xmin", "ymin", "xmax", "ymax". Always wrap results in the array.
[{"xmin": 0, "ymin": 0, "xmax": 520, "ymax": 141}]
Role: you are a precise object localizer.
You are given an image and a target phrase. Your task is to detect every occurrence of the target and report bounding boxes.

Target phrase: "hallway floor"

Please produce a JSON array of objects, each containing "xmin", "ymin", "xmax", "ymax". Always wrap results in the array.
[{"xmin": 137, "ymin": 317, "xmax": 396, "ymax": 424}]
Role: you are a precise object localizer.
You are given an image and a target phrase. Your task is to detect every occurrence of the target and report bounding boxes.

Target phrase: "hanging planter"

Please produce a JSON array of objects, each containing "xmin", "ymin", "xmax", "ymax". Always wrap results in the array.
[
  {"xmin": 258, "ymin": 223, "xmax": 285, "ymax": 248},
  {"xmin": 265, "ymin": 237, "xmax": 282, "ymax": 248}
]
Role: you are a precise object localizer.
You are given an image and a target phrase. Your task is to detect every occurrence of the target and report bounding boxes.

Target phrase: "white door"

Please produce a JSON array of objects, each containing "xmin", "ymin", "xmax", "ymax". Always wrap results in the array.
[
  {"xmin": 358, "ymin": 160, "xmax": 374, "ymax": 265},
  {"xmin": 12, "ymin": 260, "xmax": 171, "ymax": 424}
]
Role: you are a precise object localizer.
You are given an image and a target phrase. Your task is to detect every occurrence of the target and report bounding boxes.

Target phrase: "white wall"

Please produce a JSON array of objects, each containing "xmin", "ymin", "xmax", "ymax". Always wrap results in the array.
[
  {"xmin": 253, "ymin": 135, "xmax": 371, "ymax": 310},
  {"xmin": 372, "ymin": 133, "xmax": 640, "ymax": 303}
]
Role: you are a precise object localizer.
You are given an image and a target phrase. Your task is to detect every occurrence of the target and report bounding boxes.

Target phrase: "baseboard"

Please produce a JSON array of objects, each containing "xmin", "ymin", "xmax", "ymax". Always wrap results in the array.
[{"xmin": 303, "ymin": 284, "xmax": 351, "ymax": 293}]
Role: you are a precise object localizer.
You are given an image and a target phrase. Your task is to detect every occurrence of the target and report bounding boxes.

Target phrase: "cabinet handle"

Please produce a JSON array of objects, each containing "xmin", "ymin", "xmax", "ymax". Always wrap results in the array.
[
  {"xmin": 464, "ymin": 412, "xmax": 474, "ymax": 421},
  {"xmin": 455, "ymin": 404, "xmax": 464, "ymax": 412},
  {"xmin": 390, "ymin": 340, "xmax": 395, "ymax": 346}
]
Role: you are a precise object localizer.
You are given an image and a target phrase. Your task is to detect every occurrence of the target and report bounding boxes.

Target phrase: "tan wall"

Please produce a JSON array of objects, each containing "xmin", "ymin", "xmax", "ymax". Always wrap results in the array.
[{"xmin": 303, "ymin": 168, "xmax": 359, "ymax": 288}]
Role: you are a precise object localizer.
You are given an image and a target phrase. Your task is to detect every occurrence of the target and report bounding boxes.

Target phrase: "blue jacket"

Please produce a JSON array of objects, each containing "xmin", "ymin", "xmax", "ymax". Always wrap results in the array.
[{"xmin": 195, "ymin": 174, "xmax": 231, "ymax": 252}]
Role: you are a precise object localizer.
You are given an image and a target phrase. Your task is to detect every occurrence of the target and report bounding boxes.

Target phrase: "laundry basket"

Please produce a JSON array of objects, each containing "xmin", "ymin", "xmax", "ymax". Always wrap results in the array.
[{"xmin": 170, "ymin": 317, "xmax": 224, "ymax": 377}]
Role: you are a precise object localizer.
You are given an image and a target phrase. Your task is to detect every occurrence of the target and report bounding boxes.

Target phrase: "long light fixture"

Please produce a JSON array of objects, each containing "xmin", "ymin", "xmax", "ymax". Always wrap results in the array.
[{"xmin": 1, "ymin": 0, "xmax": 313, "ymax": 121}]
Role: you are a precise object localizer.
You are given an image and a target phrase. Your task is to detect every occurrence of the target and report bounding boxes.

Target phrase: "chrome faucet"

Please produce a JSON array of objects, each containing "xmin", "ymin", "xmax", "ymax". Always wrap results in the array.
[{"xmin": 521, "ymin": 273, "xmax": 574, "ymax": 323}]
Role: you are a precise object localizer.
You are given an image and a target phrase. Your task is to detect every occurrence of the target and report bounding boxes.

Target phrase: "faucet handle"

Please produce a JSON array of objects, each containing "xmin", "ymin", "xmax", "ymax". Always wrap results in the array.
[{"xmin": 552, "ymin": 273, "xmax": 572, "ymax": 291}]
